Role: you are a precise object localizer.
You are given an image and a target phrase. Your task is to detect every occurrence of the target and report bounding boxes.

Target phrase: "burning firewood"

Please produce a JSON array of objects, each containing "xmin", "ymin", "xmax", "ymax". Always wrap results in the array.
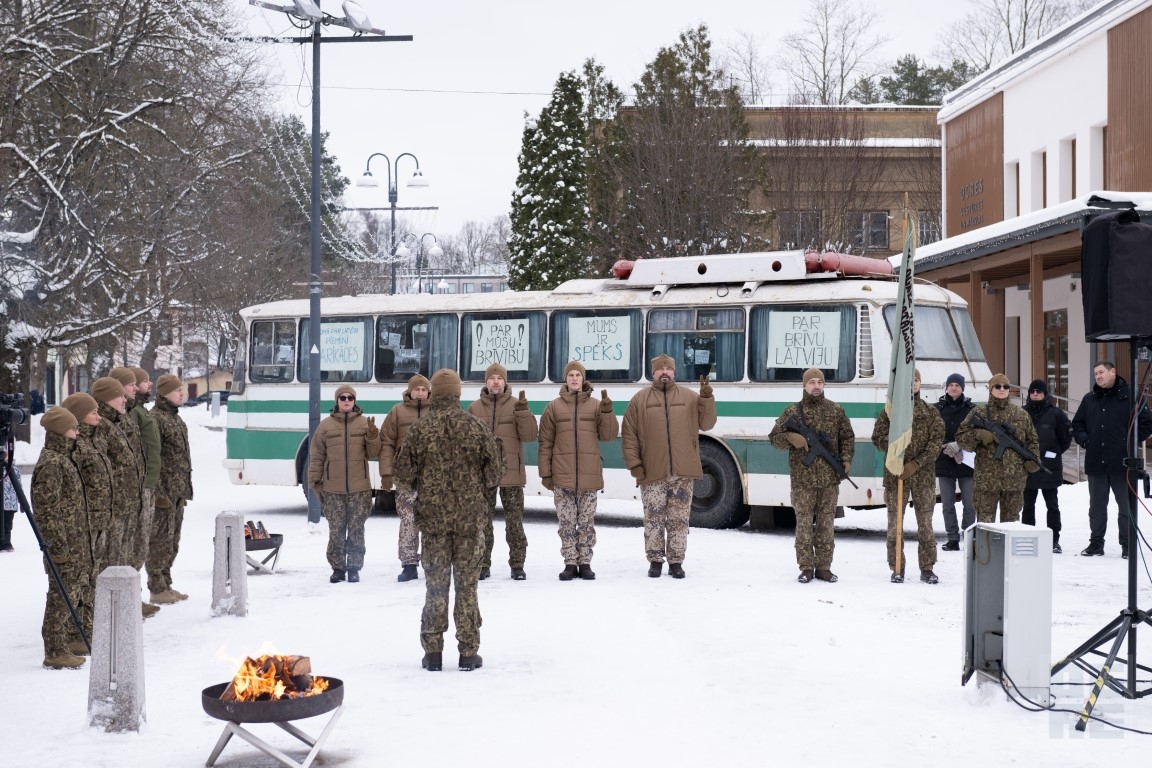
[{"xmin": 221, "ymin": 654, "xmax": 329, "ymax": 701}]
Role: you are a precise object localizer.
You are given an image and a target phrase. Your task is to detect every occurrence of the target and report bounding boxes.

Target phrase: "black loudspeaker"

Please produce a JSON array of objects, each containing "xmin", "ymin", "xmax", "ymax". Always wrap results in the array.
[{"xmin": 1081, "ymin": 208, "xmax": 1152, "ymax": 341}]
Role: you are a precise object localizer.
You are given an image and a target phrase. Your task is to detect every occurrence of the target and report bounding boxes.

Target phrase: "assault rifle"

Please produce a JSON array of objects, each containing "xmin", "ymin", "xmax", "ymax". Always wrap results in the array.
[
  {"xmin": 968, "ymin": 414, "xmax": 1051, "ymax": 474},
  {"xmin": 780, "ymin": 415, "xmax": 858, "ymax": 488}
]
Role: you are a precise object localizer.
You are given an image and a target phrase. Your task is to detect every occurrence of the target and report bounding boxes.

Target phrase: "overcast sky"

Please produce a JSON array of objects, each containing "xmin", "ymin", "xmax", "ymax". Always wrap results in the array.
[{"xmin": 233, "ymin": 0, "xmax": 971, "ymax": 237}]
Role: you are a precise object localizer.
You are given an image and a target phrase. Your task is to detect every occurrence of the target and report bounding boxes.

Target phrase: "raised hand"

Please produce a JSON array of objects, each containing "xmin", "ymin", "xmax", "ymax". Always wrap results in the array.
[
  {"xmin": 699, "ymin": 375, "xmax": 713, "ymax": 398},
  {"xmin": 515, "ymin": 390, "xmax": 530, "ymax": 411},
  {"xmin": 365, "ymin": 416, "xmax": 379, "ymax": 439},
  {"xmin": 600, "ymin": 389, "xmax": 613, "ymax": 414}
]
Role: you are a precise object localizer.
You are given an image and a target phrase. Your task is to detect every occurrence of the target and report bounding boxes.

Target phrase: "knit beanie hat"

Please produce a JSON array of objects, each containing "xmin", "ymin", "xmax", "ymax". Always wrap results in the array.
[
  {"xmin": 988, "ymin": 373, "xmax": 1011, "ymax": 389},
  {"xmin": 61, "ymin": 393, "xmax": 98, "ymax": 423},
  {"xmin": 131, "ymin": 367, "xmax": 150, "ymax": 384},
  {"xmin": 407, "ymin": 374, "xmax": 430, "ymax": 391},
  {"xmin": 430, "ymin": 368, "xmax": 461, "ymax": 398},
  {"xmin": 802, "ymin": 367, "xmax": 825, "ymax": 384},
  {"xmin": 109, "ymin": 367, "xmax": 137, "ymax": 389},
  {"xmin": 41, "ymin": 406, "xmax": 78, "ymax": 436},
  {"xmin": 90, "ymin": 377, "xmax": 125, "ymax": 403},
  {"xmin": 1028, "ymin": 379, "xmax": 1048, "ymax": 394},
  {"xmin": 156, "ymin": 375, "xmax": 181, "ymax": 397},
  {"xmin": 946, "ymin": 373, "xmax": 965, "ymax": 390},
  {"xmin": 650, "ymin": 354, "xmax": 676, "ymax": 372},
  {"xmin": 564, "ymin": 361, "xmax": 587, "ymax": 379},
  {"xmin": 334, "ymin": 384, "xmax": 357, "ymax": 401},
  {"xmin": 485, "ymin": 363, "xmax": 508, "ymax": 381},
  {"xmin": 913, "ymin": 368, "xmax": 921, "ymax": 382}
]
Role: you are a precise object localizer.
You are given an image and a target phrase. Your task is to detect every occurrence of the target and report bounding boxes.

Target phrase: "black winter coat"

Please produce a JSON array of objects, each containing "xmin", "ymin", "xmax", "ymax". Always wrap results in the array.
[
  {"xmin": 933, "ymin": 393, "xmax": 974, "ymax": 479},
  {"xmin": 1024, "ymin": 397, "xmax": 1071, "ymax": 490},
  {"xmin": 1071, "ymin": 376, "xmax": 1152, "ymax": 475}
]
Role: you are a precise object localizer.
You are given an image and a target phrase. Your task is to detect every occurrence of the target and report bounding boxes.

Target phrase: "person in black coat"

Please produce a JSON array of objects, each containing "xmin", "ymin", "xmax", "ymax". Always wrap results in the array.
[
  {"xmin": 934, "ymin": 372, "xmax": 975, "ymax": 551},
  {"xmin": 1071, "ymin": 361, "xmax": 1152, "ymax": 557},
  {"xmin": 1022, "ymin": 380, "xmax": 1071, "ymax": 553}
]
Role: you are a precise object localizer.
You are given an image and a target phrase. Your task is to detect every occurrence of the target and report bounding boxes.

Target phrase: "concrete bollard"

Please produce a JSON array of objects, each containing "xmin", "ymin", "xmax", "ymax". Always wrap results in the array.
[
  {"xmin": 212, "ymin": 512, "xmax": 248, "ymax": 617},
  {"xmin": 87, "ymin": 566, "xmax": 146, "ymax": 732}
]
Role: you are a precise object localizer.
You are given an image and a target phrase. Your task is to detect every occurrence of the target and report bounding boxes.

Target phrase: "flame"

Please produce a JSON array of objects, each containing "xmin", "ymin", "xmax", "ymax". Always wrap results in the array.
[{"xmin": 226, "ymin": 654, "xmax": 329, "ymax": 702}]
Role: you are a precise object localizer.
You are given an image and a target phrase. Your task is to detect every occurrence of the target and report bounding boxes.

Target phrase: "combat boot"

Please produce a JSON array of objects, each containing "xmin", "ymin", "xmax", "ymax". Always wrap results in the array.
[
  {"xmin": 941, "ymin": 540, "xmax": 960, "ymax": 552},
  {"xmin": 558, "ymin": 564, "xmax": 578, "ymax": 581},
  {"xmin": 421, "ymin": 652, "xmax": 442, "ymax": 671},
  {"xmin": 150, "ymin": 590, "xmax": 180, "ymax": 604},
  {"xmin": 167, "ymin": 588, "xmax": 189, "ymax": 602},
  {"xmin": 397, "ymin": 564, "xmax": 418, "ymax": 582},
  {"xmin": 920, "ymin": 570, "xmax": 940, "ymax": 584},
  {"xmin": 458, "ymin": 654, "xmax": 483, "ymax": 671},
  {"xmin": 347, "ymin": 569, "xmax": 360, "ymax": 583},
  {"xmin": 668, "ymin": 563, "xmax": 686, "ymax": 579},
  {"xmin": 814, "ymin": 569, "xmax": 838, "ymax": 583},
  {"xmin": 578, "ymin": 563, "xmax": 596, "ymax": 580},
  {"xmin": 479, "ymin": 567, "xmax": 491, "ymax": 580},
  {"xmin": 141, "ymin": 602, "xmax": 160, "ymax": 619},
  {"xmin": 66, "ymin": 640, "xmax": 90, "ymax": 656},
  {"xmin": 648, "ymin": 561, "xmax": 662, "ymax": 578},
  {"xmin": 510, "ymin": 567, "xmax": 526, "ymax": 580},
  {"xmin": 43, "ymin": 651, "xmax": 85, "ymax": 670},
  {"xmin": 330, "ymin": 569, "xmax": 346, "ymax": 583},
  {"xmin": 890, "ymin": 571, "xmax": 904, "ymax": 583},
  {"xmin": 797, "ymin": 569, "xmax": 814, "ymax": 583}
]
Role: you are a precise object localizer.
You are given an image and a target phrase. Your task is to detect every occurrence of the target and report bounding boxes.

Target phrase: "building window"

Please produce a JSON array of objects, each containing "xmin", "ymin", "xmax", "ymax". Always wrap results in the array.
[
  {"xmin": 480, "ymin": 283, "xmax": 494, "ymax": 293},
  {"xmin": 845, "ymin": 211, "xmax": 889, "ymax": 250},
  {"xmin": 777, "ymin": 210, "xmax": 821, "ymax": 249},
  {"xmin": 1044, "ymin": 309, "xmax": 1069, "ymax": 401},
  {"xmin": 919, "ymin": 211, "xmax": 942, "ymax": 245},
  {"xmin": 462, "ymin": 283, "xmax": 474, "ymax": 293}
]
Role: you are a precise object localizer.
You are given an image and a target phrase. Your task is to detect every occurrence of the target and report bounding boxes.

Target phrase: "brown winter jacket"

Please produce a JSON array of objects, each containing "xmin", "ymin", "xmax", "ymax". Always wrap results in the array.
[
  {"xmin": 621, "ymin": 380, "xmax": 717, "ymax": 483},
  {"xmin": 308, "ymin": 404, "xmax": 381, "ymax": 495},
  {"xmin": 538, "ymin": 382, "xmax": 619, "ymax": 492},
  {"xmin": 379, "ymin": 390, "xmax": 429, "ymax": 478},
  {"xmin": 467, "ymin": 388, "xmax": 538, "ymax": 487}
]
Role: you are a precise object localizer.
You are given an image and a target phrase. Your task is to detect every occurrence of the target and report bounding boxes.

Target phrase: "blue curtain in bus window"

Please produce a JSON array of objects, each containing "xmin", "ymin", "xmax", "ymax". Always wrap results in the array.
[
  {"xmin": 427, "ymin": 314, "xmax": 459, "ymax": 373},
  {"xmin": 646, "ymin": 309, "xmax": 745, "ymax": 382},
  {"xmin": 375, "ymin": 314, "xmax": 459, "ymax": 381},
  {"xmin": 298, "ymin": 316, "xmax": 374, "ymax": 383},
  {"xmin": 882, "ymin": 305, "xmax": 967, "ymax": 361},
  {"xmin": 249, "ymin": 320, "xmax": 296, "ymax": 383},
  {"xmin": 749, "ymin": 305, "xmax": 857, "ymax": 382},
  {"xmin": 549, "ymin": 310, "xmax": 642, "ymax": 382},
  {"xmin": 460, "ymin": 312, "xmax": 546, "ymax": 381}
]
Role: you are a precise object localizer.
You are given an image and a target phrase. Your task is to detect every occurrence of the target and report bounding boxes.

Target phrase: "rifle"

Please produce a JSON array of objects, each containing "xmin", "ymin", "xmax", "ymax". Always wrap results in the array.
[
  {"xmin": 968, "ymin": 414, "xmax": 1051, "ymax": 474},
  {"xmin": 780, "ymin": 414, "xmax": 858, "ymax": 488}
]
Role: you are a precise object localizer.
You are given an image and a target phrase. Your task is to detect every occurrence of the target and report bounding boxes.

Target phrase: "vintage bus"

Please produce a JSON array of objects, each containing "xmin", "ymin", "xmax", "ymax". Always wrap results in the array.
[{"xmin": 223, "ymin": 251, "xmax": 991, "ymax": 527}]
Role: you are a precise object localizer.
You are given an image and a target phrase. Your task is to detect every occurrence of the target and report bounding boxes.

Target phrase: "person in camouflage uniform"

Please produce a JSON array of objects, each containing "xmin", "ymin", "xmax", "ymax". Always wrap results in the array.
[
  {"xmin": 394, "ymin": 369, "xmax": 503, "ymax": 672},
  {"xmin": 380, "ymin": 374, "xmax": 430, "ymax": 583},
  {"xmin": 32, "ymin": 407, "xmax": 93, "ymax": 670},
  {"xmin": 127, "ymin": 367, "xmax": 162, "ymax": 554},
  {"xmin": 621, "ymin": 354, "xmax": 717, "ymax": 579},
  {"xmin": 769, "ymin": 367, "xmax": 856, "ymax": 583},
  {"xmin": 309, "ymin": 384, "xmax": 381, "ymax": 583},
  {"xmin": 871, "ymin": 369, "xmax": 946, "ymax": 584},
  {"xmin": 956, "ymin": 373, "xmax": 1041, "ymax": 523},
  {"xmin": 538, "ymin": 361, "xmax": 619, "ymax": 581},
  {"xmin": 107, "ymin": 368, "xmax": 150, "ymax": 571},
  {"xmin": 147, "ymin": 375, "xmax": 193, "ymax": 604},
  {"xmin": 61, "ymin": 392, "xmax": 113, "ymax": 651},
  {"xmin": 468, "ymin": 363, "xmax": 538, "ymax": 581}
]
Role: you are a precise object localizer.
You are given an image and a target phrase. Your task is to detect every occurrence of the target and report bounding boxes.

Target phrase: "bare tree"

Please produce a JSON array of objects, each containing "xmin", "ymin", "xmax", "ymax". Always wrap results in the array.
[
  {"xmin": 780, "ymin": 0, "xmax": 888, "ymax": 105},
  {"xmin": 938, "ymin": 0, "xmax": 1101, "ymax": 73},
  {"xmin": 719, "ymin": 31, "xmax": 773, "ymax": 105}
]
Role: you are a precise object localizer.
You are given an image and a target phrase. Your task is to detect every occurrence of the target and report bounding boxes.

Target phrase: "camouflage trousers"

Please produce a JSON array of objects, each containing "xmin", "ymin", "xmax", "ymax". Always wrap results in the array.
[
  {"xmin": 640, "ymin": 476, "xmax": 693, "ymax": 564},
  {"xmin": 396, "ymin": 487, "xmax": 420, "ymax": 566},
  {"xmin": 322, "ymin": 491, "xmax": 373, "ymax": 571},
  {"xmin": 885, "ymin": 482, "xmax": 937, "ymax": 572},
  {"xmin": 136, "ymin": 488, "xmax": 154, "ymax": 569},
  {"xmin": 975, "ymin": 488, "xmax": 1023, "ymax": 524},
  {"xmin": 146, "ymin": 499, "xmax": 185, "ymax": 594},
  {"xmin": 113, "ymin": 492, "xmax": 144, "ymax": 568},
  {"xmin": 42, "ymin": 563, "xmax": 88, "ymax": 657},
  {"xmin": 554, "ymin": 488, "xmax": 598, "ymax": 565},
  {"xmin": 792, "ymin": 483, "xmax": 838, "ymax": 571},
  {"xmin": 420, "ymin": 532, "xmax": 483, "ymax": 655},
  {"xmin": 484, "ymin": 486, "xmax": 527, "ymax": 568}
]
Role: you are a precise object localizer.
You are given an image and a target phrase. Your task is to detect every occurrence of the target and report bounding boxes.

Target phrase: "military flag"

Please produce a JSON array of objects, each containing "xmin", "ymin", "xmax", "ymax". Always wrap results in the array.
[{"xmin": 884, "ymin": 211, "xmax": 917, "ymax": 476}]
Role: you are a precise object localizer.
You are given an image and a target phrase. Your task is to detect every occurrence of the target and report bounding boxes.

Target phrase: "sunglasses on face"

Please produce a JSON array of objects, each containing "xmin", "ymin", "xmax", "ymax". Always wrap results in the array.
[
  {"xmin": 992, "ymin": 384, "xmax": 1011, "ymax": 390},
  {"xmin": 338, "ymin": 395, "xmax": 356, "ymax": 402}
]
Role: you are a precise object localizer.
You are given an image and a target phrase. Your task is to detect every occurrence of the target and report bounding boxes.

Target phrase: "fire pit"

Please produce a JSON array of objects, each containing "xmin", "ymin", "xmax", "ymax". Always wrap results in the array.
[
  {"xmin": 203, "ymin": 655, "xmax": 344, "ymax": 768},
  {"xmin": 245, "ymin": 533, "xmax": 284, "ymax": 575}
]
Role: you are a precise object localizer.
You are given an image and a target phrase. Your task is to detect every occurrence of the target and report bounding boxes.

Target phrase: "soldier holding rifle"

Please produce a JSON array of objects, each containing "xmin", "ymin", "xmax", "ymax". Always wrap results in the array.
[{"xmin": 769, "ymin": 367, "xmax": 855, "ymax": 584}]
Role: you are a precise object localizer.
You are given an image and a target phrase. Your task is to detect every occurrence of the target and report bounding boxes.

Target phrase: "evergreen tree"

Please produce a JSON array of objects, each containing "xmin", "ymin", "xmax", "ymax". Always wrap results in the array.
[
  {"xmin": 850, "ymin": 55, "xmax": 979, "ymax": 105},
  {"xmin": 508, "ymin": 71, "xmax": 590, "ymax": 291}
]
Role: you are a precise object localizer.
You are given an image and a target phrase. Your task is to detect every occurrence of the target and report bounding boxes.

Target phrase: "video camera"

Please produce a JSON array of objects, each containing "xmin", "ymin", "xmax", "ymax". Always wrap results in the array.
[{"xmin": 0, "ymin": 393, "xmax": 30, "ymax": 442}]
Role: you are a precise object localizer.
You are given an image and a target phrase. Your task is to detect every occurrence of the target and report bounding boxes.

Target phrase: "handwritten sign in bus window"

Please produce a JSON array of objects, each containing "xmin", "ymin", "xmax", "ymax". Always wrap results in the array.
[
  {"xmin": 320, "ymin": 322, "xmax": 365, "ymax": 371},
  {"xmin": 471, "ymin": 319, "xmax": 530, "ymax": 371},
  {"xmin": 567, "ymin": 316, "xmax": 630, "ymax": 370},
  {"xmin": 767, "ymin": 311, "xmax": 841, "ymax": 369}
]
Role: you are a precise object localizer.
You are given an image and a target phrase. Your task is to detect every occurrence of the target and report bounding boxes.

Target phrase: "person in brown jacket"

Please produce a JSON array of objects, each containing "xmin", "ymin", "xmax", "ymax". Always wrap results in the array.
[
  {"xmin": 380, "ymin": 374, "xmax": 430, "ymax": 583},
  {"xmin": 538, "ymin": 361, "xmax": 619, "ymax": 580},
  {"xmin": 467, "ymin": 363, "xmax": 539, "ymax": 581},
  {"xmin": 308, "ymin": 384, "xmax": 381, "ymax": 583},
  {"xmin": 622, "ymin": 354, "xmax": 718, "ymax": 579}
]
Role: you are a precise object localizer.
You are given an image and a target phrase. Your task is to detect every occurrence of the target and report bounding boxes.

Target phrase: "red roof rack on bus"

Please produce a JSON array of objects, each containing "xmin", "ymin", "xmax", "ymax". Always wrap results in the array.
[{"xmin": 610, "ymin": 250, "xmax": 893, "ymax": 287}]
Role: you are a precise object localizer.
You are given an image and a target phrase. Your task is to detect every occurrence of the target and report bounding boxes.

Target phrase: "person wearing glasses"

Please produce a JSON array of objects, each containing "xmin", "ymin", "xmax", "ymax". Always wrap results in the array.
[
  {"xmin": 956, "ymin": 374, "xmax": 1041, "ymax": 524},
  {"xmin": 308, "ymin": 385, "xmax": 380, "ymax": 583},
  {"xmin": 1022, "ymin": 379, "xmax": 1072, "ymax": 554}
]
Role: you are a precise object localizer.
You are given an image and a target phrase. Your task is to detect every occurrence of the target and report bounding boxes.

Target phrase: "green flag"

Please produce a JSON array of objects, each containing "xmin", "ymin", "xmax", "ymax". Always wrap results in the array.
[{"xmin": 884, "ymin": 212, "xmax": 917, "ymax": 476}]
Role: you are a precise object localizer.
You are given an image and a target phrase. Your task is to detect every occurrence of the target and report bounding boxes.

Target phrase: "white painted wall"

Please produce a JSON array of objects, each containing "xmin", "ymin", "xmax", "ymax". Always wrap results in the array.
[{"xmin": 1002, "ymin": 278, "xmax": 1094, "ymax": 407}]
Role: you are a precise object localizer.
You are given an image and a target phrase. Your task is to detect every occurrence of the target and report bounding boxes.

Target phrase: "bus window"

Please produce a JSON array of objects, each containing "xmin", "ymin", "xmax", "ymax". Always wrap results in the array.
[
  {"xmin": 461, "ymin": 312, "xmax": 546, "ymax": 382},
  {"xmin": 647, "ymin": 308, "xmax": 745, "ymax": 382},
  {"xmin": 249, "ymin": 320, "xmax": 296, "ymax": 383},
  {"xmin": 748, "ymin": 305, "xmax": 858, "ymax": 382},
  {"xmin": 298, "ymin": 316, "xmax": 374, "ymax": 383},
  {"xmin": 376, "ymin": 314, "xmax": 459, "ymax": 381},
  {"xmin": 549, "ymin": 310, "xmax": 642, "ymax": 382},
  {"xmin": 881, "ymin": 304, "xmax": 980, "ymax": 361},
  {"xmin": 950, "ymin": 307, "xmax": 987, "ymax": 362}
]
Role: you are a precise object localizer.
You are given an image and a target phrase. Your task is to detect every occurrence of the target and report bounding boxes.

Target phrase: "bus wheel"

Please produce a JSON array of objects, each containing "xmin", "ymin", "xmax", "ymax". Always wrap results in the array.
[{"xmin": 691, "ymin": 441, "xmax": 749, "ymax": 529}]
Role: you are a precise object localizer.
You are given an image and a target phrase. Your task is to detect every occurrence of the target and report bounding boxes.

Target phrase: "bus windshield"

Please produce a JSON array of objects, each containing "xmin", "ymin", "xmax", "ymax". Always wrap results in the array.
[{"xmin": 882, "ymin": 304, "xmax": 987, "ymax": 362}]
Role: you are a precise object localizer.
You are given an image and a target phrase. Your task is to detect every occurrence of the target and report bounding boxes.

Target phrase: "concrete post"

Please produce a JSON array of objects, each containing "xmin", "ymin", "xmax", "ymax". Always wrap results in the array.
[
  {"xmin": 212, "ymin": 512, "xmax": 247, "ymax": 617},
  {"xmin": 87, "ymin": 566, "xmax": 146, "ymax": 732}
]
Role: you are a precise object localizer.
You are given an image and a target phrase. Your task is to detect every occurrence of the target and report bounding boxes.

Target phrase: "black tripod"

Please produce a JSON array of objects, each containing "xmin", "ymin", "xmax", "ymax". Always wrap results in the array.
[
  {"xmin": 2, "ymin": 434, "xmax": 90, "ymax": 654},
  {"xmin": 1049, "ymin": 339, "xmax": 1152, "ymax": 730}
]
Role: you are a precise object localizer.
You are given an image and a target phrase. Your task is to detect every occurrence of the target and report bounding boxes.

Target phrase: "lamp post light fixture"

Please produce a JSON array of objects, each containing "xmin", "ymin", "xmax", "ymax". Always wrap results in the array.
[
  {"xmin": 393, "ymin": 232, "xmax": 442, "ymax": 293},
  {"xmin": 357, "ymin": 154, "xmax": 432, "ymax": 294}
]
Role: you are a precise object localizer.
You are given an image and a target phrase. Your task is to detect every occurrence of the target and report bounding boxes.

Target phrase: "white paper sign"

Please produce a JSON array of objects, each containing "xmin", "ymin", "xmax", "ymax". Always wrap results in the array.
[
  {"xmin": 471, "ymin": 319, "xmax": 530, "ymax": 371},
  {"xmin": 319, "ymin": 322, "xmax": 365, "ymax": 371},
  {"xmin": 567, "ymin": 316, "xmax": 630, "ymax": 370},
  {"xmin": 766, "ymin": 311, "xmax": 841, "ymax": 369}
]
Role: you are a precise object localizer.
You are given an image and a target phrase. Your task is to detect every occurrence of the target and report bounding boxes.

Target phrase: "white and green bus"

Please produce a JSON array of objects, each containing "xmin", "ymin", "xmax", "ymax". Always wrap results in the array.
[{"xmin": 224, "ymin": 251, "xmax": 991, "ymax": 528}]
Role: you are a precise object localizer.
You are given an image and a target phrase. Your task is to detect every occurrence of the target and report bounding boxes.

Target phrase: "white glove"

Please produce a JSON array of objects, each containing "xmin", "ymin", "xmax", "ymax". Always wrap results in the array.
[{"xmin": 942, "ymin": 441, "xmax": 961, "ymax": 459}]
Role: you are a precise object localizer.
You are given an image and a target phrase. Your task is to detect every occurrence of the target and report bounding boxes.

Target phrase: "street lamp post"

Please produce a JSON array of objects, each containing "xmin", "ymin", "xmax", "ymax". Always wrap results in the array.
[
  {"xmin": 357, "ymin": 154, "xmax": 429, "ymax": 294},
  {"xmin": 395, "ymin": 232, "xmax": 442, "ymax": 293}
]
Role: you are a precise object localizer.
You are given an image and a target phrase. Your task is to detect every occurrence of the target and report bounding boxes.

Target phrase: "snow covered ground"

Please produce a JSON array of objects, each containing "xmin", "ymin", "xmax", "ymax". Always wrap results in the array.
[{"xmin": 4, "ymin": 405, "xmax": 1151, "ymax": 766}]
